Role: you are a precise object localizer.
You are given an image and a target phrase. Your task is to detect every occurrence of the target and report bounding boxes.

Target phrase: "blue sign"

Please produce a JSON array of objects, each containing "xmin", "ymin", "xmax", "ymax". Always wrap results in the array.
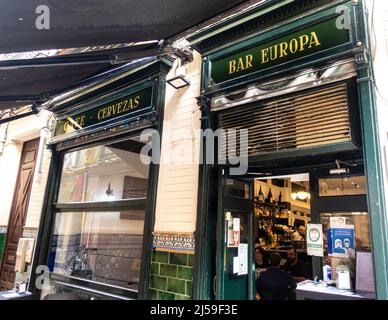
[{"xmin": 330, "ymin": 226, "xmax": 355, "ymax": 257}]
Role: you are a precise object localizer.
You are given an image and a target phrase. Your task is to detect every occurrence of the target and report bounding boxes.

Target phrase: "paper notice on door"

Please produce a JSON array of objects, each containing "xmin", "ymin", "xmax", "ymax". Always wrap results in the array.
[
  {"xmin": 238, "ymin": 243, "xmax": 248, "ymax": 276},
  {"xmin": 227, "ymin": 219, "xmax": 236, "ymax": 247},
  {"xmin": 233, "ymin": 256, "xmax": 239, "ymax": 274},
  {"xmin": 233, "ymin": 218, "xmax": 240, "ymax": 231},
  {"xmin": 232, "ymin": 218, "xmax": 240, "ymax": 247}
]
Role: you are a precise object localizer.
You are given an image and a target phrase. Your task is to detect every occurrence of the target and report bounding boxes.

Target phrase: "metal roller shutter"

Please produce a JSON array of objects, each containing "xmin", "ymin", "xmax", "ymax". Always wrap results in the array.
[{"xmin": 218, "ymin": 82, "xmax": 354, "ymax": 158}]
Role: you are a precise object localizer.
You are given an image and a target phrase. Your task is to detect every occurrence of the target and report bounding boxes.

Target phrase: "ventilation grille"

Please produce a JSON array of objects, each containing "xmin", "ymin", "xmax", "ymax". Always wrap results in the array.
[{"xmin": 218, "ymin": 83, "xmax": 352, "ymax": 158}]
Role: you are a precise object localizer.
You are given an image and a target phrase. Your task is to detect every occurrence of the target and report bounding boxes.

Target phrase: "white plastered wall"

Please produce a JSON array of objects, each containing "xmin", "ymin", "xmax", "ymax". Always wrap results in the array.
[{"xmin": 153, "ymin": 51, "xmax": 202, "ymax": 233}]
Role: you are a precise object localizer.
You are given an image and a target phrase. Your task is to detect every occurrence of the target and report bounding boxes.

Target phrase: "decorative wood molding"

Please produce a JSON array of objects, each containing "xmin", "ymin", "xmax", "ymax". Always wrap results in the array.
[{"xmin": 152, "ymin": 231, "xmax": 195, "ymax": 252}]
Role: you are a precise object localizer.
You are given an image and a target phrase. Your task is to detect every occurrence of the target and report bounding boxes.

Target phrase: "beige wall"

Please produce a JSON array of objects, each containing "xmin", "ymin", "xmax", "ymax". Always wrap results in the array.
[{"xmin": 153, "ymin": 51, "xmax": 202, "ymax": 233}]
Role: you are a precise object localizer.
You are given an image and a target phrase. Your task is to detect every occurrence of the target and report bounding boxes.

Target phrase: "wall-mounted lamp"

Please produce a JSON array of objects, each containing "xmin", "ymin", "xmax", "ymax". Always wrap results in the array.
[
  {"xmin": 106, "ymin": 182, "xmax": 115, "ymax": 200},
  {"xmin": 329, "ymin": 159, "xmax": 356, "ymax": 175},
  {"xmin": 167, "ymin": 74, "xmax": 190, "ymax": 89}
]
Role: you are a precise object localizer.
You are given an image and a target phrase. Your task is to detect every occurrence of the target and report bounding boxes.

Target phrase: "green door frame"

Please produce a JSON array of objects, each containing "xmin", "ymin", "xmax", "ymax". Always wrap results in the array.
[
  {"xmin": 215, "ymin": 169, "xmax": 255, "ymax": 300},
  {"xmin": 355, "ymin": 0, "xmax": 388, "ymax": 300}
]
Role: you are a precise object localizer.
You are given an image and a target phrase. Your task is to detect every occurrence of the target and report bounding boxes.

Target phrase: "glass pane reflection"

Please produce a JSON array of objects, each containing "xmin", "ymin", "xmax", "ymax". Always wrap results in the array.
[
  {"xmin": 319, "ymin": 176, "xmax": 366, "ymax": 197},
  {"xmin": 50, "ymin": 211, "xmax": 144, "ymax": 290},
  {"xmin": 57, "ymin": 142, "xmax": 149, "ymax": 203}
]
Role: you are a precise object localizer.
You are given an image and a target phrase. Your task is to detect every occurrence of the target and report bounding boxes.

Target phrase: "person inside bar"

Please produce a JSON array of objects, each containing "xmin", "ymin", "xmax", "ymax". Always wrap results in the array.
[
  {"xmin": 255, "ymin": 246, "xmax": 269, "ymax": 279},
  {"xmin": 256, "ymin": 252, "xmax": 296, "ymax": 300},
  {"xmin": 282, "ymin": 248, "xmax": 309, "ymax": 282},
  {"xmin": 292, "ymin": 225, "xmax": 305, "ymax": 241}
]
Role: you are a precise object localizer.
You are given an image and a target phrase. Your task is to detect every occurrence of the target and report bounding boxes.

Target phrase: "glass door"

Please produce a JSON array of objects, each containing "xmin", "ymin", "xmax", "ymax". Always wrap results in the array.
[{"xmin": 216, "ymin": 170, "xmax": 254, "ymax": 300}]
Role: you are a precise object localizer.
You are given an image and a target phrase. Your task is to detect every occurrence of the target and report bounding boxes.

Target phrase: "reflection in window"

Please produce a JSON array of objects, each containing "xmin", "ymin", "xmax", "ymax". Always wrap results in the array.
[
  {"xmin": 319, "ymin": 176, "xmax": 366, "ymax": 197},
  {"xmin": 50, "ymin": 211, "xmax": 144, "ymax": 290},
  {"xmin": 58, "ymin": 142, "xmax": 149, "ymax": 203}
]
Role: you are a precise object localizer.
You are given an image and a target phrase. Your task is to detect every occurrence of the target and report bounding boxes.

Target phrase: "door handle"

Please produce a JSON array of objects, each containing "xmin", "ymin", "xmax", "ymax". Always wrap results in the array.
[{"xmin": 213, "ymin": 275, "xmax": 217, "ymax": 297}]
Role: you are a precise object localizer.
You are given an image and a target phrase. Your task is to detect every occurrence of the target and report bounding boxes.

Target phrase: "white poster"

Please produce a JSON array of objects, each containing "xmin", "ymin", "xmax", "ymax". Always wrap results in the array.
[
  {"xmin": 238, "ymin": 243, "xmax": 248, "ymax": 276},
  {"xmin": 306, "ymin": 224, "xmax": 324, "ymax": 257}
]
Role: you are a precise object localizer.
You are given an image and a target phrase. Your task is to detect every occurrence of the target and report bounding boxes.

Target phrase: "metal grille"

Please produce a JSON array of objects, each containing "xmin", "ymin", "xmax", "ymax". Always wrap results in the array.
[{"xmin": 218, "ymin": 83, "xmax": 352, "ymax": 158}]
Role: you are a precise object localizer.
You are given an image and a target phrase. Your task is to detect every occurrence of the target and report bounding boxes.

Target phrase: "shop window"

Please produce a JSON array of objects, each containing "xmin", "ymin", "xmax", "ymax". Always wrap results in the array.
[
  {"xmin": 51, "ymin": 139, "xmax": 149, "ymax": 293},
  {"xmin": 318, "ymin": 176, "xmax": 366, "ymax": 197},
  {"xmin": 58, "ymin": 144, "xmax": 148, "ymax": 203},
  {"xmin": 225, "ymin": 179, "xmax": 250, "ymax": 199}
]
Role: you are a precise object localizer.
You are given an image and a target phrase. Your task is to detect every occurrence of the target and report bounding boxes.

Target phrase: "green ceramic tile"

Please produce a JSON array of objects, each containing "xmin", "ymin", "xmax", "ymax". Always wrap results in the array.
[
  {"xmin": 178, "ymin": 266, "xmax": 193, "ymax": 280},
  {"xmin": 150, "ymin": 275, "xmax": 167, "ymax": 291},
  {"xmin": 160, "ymin": 264, "xmax": 178, "ymax": 278},
  {"xmin": 151, "ymin": 262, "xmax": 159, "ymax": 275},
  {"xmin": 158, "ymin": 291, "xmax": 175, "ymax": 300},
  {"xmin": 175, "ymin": 294, "xmax": 191, "ymax": 300},
  {"xmin": 167, "ymin": 278, "xmax": 186, "ymax": 295},
  {"xmin": 186, "ymin": 281, "xmax": 193, "ymax": 297},
  {"xmin": 170, "ymin": 252, "xmax": 188, "ymax": 266},
  {"xmin": 152, "ymin": 250, "xmax": 169, "ymax": 263},
  {"xmin": 148, "ymin": 289, "xmax": 158, "ymax": 300},
  {"xmin": 188, "ymin": 254, "xmax": 194, "ymax": 267}
]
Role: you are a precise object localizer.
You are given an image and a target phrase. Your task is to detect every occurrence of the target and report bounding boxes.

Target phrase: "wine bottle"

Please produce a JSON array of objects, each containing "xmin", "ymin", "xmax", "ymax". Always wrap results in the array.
[
  {"xmin": 278, "ymin": 191, "xmax": 282, "ymax": 204},
  {"xmin": 258, "ymin": 186, "xmax": 264, "ymax": 203},
  {"xmin": 267, "ymin": 188, "xmax": 273, "ymax": 203}
]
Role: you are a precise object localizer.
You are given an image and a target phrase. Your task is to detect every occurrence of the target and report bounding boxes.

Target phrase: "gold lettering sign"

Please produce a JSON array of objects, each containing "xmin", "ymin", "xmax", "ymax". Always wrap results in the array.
[
  {"xmin": 211, "ymin": 17, "xmax": 350, "ymax": 84},
  {"xmin": 97, "ymin": 95, "xmax": 140, "ymax": 121},
  {"xmin": 55, "ymin": 86, "xmax": 153, "ymax": 137},
  {"xmin": 228, "ymin": 31, "xmax": 321, "ymax": 76}
]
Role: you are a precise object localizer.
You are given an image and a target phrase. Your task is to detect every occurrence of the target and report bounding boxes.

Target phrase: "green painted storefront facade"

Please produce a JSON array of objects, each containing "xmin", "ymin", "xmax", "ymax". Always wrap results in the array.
[{"xmin": 189, "ymin": 0, "xmax": 388, "ymax": 300}]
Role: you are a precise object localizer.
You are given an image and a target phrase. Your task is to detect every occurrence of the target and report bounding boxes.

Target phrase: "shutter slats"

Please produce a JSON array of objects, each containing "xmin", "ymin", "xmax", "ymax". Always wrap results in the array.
[{"xmin": 218, "ymin": 83, "xmax": 352, "ymax": 157}]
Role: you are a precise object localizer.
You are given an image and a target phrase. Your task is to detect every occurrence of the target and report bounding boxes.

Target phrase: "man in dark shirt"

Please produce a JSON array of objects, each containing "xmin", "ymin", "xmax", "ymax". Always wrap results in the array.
[
  {"xmin": 256, "ymin": 252, "xmax": 296, "ymax": 300},
  {"xmin": 283, "ymin": 248, "xmax": 309, "ymax": 283}
]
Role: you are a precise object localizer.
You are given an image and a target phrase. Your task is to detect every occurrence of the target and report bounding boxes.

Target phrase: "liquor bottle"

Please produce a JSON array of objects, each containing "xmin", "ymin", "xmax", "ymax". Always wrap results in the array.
[
  {"xmin": 278, "ymin": 191, "xmax": 283, "ymax": 204},
  {"xmin": 267, "ymin": 188, "xmax": 273, "ymax": 203},
  {"xmin": 258, "ymin": 186, "xmax": 265, "ymax": 203}
]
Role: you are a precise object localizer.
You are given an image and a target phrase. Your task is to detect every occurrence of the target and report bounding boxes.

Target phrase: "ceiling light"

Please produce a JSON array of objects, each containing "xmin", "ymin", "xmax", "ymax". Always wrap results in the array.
[
  {"xmin": 329, "ymin": 168, "xmax": 349, "ymax": 175},
  {"xmin": 296, "ymin": 191, "xmax": 309, "ymax": 200}
]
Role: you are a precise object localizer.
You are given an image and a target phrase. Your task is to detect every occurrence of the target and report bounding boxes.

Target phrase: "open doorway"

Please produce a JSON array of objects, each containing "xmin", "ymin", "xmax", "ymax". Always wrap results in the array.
[
  {"xmin": 253, "ymin": 173, "xmax": 313, "ymax": 284},
  {"xmin": 217, "ymin": 162, "xmax": 373, "ymax": 300}
]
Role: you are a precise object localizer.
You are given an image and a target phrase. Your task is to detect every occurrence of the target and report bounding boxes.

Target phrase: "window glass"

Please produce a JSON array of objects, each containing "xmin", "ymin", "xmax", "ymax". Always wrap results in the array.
[
  {"xmin": 320, "ymin": 212, "xmax": 372, "ymax": 288},
  {"xmin": 50, "ymin": 211, "xmax": 144, "ymax": 290},
  {"xmin": 319, "ymin": 176, "xmax": 366, "ymax": 197},
  {"xmin": 57, "ymin": 142, "xmax": 149, "ymax": 203},
  {"xmin": 321, "ymin": 212, "xmax": 371, "ymax": 252},
  {"xmin": 225, "ymin": 179, "xmax": 250, "ymax": 199}
]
